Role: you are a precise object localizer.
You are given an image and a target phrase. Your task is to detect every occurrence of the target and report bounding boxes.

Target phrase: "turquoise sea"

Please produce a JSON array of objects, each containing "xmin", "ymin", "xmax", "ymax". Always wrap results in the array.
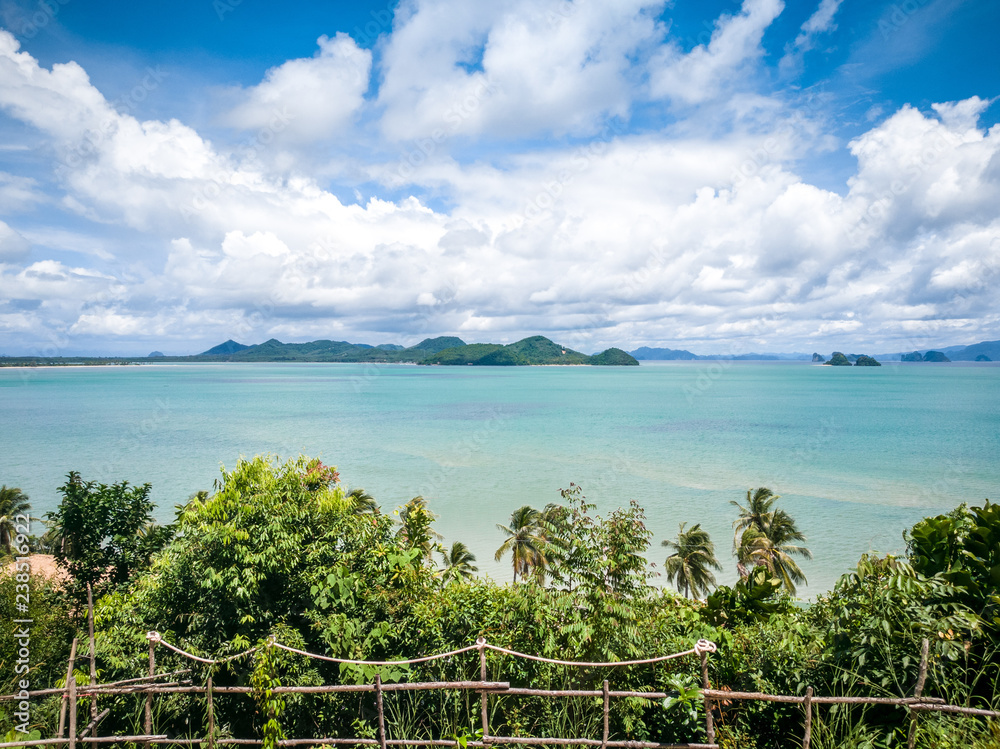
[{"xmin": 2, "ymin": 361, "xmax": 998, "ymax": 598}]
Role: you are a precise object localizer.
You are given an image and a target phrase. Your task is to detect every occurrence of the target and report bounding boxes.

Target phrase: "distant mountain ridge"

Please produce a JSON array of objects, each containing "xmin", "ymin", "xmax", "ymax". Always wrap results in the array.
[
  {"xmin": 202, "ymin": 339, "xmax": 250, "ymax": 355},
  {"xmin": 629, "ymin": 339, "xmax": 1000, "ymax": 362},
  {"xmin": 876, "ymin": 339, "xmax": 999, "ymax": 362},
  {"xmin": 629, "ymin": 347, "xmax": 805, "ymax": 361},
  {"xmin": 187, "ymin": 336, "xmax": 639, "ymax": 366}
]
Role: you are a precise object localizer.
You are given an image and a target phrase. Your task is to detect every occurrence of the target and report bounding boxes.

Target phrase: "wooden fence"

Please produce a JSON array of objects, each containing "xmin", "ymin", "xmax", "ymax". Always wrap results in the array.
[{"xmin": 2, "ymin": 632, "xmax": 998, "ymax": 749}]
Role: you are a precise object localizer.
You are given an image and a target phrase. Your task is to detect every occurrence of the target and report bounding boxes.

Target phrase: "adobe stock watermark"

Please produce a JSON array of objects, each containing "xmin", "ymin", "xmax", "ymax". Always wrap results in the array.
[
  {"xmin": 414, "ymin": 405, "xmax": 511, "ymax": 500},
  {"xmin": 395, "ymin": 78, "xmax": 500, "ymax": 182},
  {"xmin": 95, "ymin": 397, "xmax": 172, "ymax": 483},
  {"xmin": 11, "ymin": 514, "xmax": 33, "ymax": 734},
  {"xmin": 848, "ymin": 127, "xmax": 961, "ymax": 244},
  {"xmin": 181, "ymin": 107, "xmax": 294, "ymax": 221},
  {"xmin": 681, "ymin": 326, "xmax": 773, "ymax": 405},
  {"xmin": 729, "ymin": 87, "xmax": 828, "ymax": 190},
  {"xmin": 878, "ymin": 0, "xmax": 935, "ymax": 40},
  {"xmin": 18, "ymin": 0, "xmax": 70, "ymax": 39},
  {"xmin": 63, "ymin": 66, "xmax": 169, "ymax": 169},
  {"xmin": 520, "ymin": 118, "xmax": 627, "ymax": 224},
  {"xmin": 14, "ymin": 328, "xmax": 72, "ymax": 386},
  {"xmin": 557, "ymin": 245, "xmax": 674, "ymax": 351}
]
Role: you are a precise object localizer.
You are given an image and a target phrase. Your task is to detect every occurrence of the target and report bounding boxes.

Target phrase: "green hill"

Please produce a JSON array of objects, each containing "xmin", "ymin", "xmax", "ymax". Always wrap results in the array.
[
  {"xmin": 824, "ymin": 352, "xmax": 852, "ymax": 366},
  {"xmin": 169, "ymin": 335, "xmax": 637, "ymax": 366},
  {"xmin": 201, "ymin": 339, "xmax": 250, "ymax": 355},
  {"xmin": 410, "ymin": 336, "xmax": 466, "ymax": 353},
  {"xmin": 423, "ymin": 337, "xmax": 638, "ymax": 366},
  {"xmin": 423, "ymin": 343, "xmax": 504, "ymax": 365},
  {"xmin": 591, "ymin": 348, "xmax": 640, "ymax": 366}
]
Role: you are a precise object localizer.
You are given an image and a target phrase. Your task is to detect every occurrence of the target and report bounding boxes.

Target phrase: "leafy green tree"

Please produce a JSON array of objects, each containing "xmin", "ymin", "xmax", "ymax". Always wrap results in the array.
[
  {"xmin": 545, "ymin": 485, "xmax": 653, "ymax": 599},
  {"xmin": 0, "ymin": 486, "xmax": 31, "ymax": 556},
  {"xmin": 907, "ymin": 500, "xmax": 1000, "ymax": 644},
  {"xmin": 396, "ymin": 495, "xmax": 442, "ymax": 561},
  {"xmin": 495, "ymin": 505, "xmax": 545, "ymax": 583},
  {"xmin": 438, "ymin": 541, "xmax": 478, "ymax": 585},
  {"xmin": 662, "ymin": 522, "xmax": 721, "ymax": 599},
  {"xmin": 543, "ymin": 485, "xmax": 656, "ymax": 662},
  {"xmin": 46, "ymin": 472, "xmax": 172, "ymax": 595},
  {"xmin": 806, "ymin": 554, "xmax": 979, "ymax": 694}
]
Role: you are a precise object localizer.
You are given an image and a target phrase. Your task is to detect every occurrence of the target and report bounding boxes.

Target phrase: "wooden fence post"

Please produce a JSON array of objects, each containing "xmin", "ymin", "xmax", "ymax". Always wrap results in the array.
[
  {"xmin": 145, "ymin": 640, "xmax": 155, "ymax": 749},
  {"xmin": 207, "ymin": 674, "xmax": 215, "ymax": 749},
  {"xmin": 701, "ymin": 650, "xmax": 714, "ymax": 746},
  {"xmin": 907, "ymin": 639, "xmax": 930, "ymax": 749},
  {"xmin": 375, "ymin": 673, "xmax": 387, "ymax": 749},
  {"xmin": 87, "ymin": 584, "xmax": 97, "ymax": 723},
  {"xmin": 803, "ymin": 687, "xmax": 813, "ymax": 749},
  {"xmin": 601, "ymin": 680, "xmax": 610, "ymax": 749},
  {"xmin": 58, "ymin": 638, "xmax": 78, "ymax": 745},
  {"xmin": 478, "ymin": 638, "xmax": 489, "ymax": 741},
  {"xmin": 68, "ymin": 677, "xmax": 77, "ymax": 749}
]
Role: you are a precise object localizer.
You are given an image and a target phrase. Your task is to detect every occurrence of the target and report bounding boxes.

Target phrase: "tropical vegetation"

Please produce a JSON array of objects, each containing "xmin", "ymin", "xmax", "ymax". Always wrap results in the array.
[
  {"xmin": 0, "ymin": 485, "xmax": 31, "ymax": 558},
  {"xmin": 2, "ymin": 457, "xmax": 998, "ymax": 749}
]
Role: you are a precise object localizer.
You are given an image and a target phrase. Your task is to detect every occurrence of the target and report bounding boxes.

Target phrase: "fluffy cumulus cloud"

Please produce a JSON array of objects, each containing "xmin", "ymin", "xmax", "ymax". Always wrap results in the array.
[
  {"xmin": 377, "ymin": 0, "xmax": 665, "ymax": 140},
  {"xmin": 224, "ymin": 33, "xmax": 372, "ymax": 143},
  {"xmin": 0, "ymin": 0, "xmax": 997, "ymax": 356}
]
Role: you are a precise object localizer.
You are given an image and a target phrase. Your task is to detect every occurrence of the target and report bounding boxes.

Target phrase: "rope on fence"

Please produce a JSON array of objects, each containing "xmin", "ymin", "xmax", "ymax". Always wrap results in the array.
[
  {"xmin": 146, "ymin": 631, "xmax": 711, "ymax": 669},
  {"xmin": 480, "ymin": 638, "xmax": 714, "ymax": 667},
  {"xmin": 271, "ymin": 641, "xmax": 482, "ymax": 665},
  {"xmin": 145, "ymin": 632, "xmax": 260, "ymax": 665}
]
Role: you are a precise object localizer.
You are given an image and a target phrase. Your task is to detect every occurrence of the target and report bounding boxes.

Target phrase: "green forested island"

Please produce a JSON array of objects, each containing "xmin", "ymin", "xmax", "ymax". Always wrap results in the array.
[
  {"xmin": 823, "ymin": 351, "xmax": 882, "ymax": 366},
  {"xmin": 199, "ymin": 335, "xmax": 639, "ymax": 366}
]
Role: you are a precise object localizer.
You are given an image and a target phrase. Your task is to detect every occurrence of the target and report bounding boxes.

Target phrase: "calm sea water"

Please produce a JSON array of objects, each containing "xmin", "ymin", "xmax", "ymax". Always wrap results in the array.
[{"xmin": 2, "ymin": 361, "xmax": 998, "ymax": 597}]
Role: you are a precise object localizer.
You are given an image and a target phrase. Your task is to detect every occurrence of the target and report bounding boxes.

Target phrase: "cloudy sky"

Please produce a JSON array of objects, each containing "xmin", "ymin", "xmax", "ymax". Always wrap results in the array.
[{"xmin": 0, "ymin": 0, "xmax": 998, "ymax": 356}]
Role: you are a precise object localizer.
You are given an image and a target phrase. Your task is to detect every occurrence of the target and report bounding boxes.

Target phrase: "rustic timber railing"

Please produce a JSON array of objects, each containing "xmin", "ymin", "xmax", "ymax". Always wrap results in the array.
[{"xmin": 2, "ymin": 635, "xmax": 998, "ymax": 749}]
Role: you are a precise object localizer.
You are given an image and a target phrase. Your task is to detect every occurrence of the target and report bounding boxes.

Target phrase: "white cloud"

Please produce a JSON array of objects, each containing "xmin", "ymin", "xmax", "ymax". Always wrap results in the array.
[
  {"xmin": 224, "ymin": 34, "xmax": 372, "ymax": 143},
  {"xmin": 377, "ymin": 0, "xmax": 664, "ymax": 140},
  {"xmin": 0, "ymin": 171, "xmax": 44, "ymax": 212},
  {"xmin": 649, "ymin": 0, "xmax": 784, "ymax": 104},
  {"xmin": 0, "ymin": 219, "xmax": 30, "ymax": 260},
  {"xmin": 779, "ymin": 0, "xmax": 843, "ymax": 73}
]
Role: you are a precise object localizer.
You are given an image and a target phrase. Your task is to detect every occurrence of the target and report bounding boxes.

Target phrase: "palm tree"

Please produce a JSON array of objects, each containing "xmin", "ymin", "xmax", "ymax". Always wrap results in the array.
[
  {"xmin": 439, "ymin": 541, "xmax": 478, "ymax": 585},
  {"xmin": 742, "ymin": 510, "xmax": 812, "ymax": 594},
  {"xmin": 0, "ymin": 486, "xmax": 31, "ymax": 555},
  {"xmin": 346, "ymin": 487, "xmax": 379, "ymax": 514},
  {"xmin": 495, "ymin": 505, "xmax": 545, "ymax": 583},
  {"xmin": 731, "ymin": 487, "xmax": 780, "ymax": 551},
  {"xmin": 662, "ymin": 522, "xmax": 722, "ymax": 599},
  {"xmin": 731, "ymin": 487, "xmax": 811, "ymax": 594}
]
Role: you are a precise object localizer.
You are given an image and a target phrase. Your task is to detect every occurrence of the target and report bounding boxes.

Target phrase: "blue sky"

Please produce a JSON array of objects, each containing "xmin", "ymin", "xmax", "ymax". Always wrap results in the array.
[{"xmin": 0, "ymin": 0, "xmax": 998, "ymax": 355}]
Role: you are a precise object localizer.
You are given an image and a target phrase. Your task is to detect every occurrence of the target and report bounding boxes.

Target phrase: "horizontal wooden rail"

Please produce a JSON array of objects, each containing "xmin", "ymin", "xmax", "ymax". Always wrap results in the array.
[
  {"xmin": 216, "ymin": 739, "xmax": 717, "ymax": 748},
  {"xmin": 909, "ymin": 703, "xmax": 1000, "ymax": 718},
  {"xmin": 702, "ymin": 689, "xmax": 950, "ymax": 706},
  {"xmin": 502, "ymin": 688, "xmax": 672, "ymax": 699}
]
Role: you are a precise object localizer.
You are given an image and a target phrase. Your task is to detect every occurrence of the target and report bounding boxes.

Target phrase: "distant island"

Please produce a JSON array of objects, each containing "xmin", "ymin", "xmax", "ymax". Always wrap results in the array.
[
  {"xmin": 153, "ymin": 335, "xmax": 639, "ymax": 367},
  {"xmin": 823, "ymin": 352, "xmax": 881, "ymax": 367},
  {"xmin": 901, "ymin": 350, "xmax": 951, "ymax": 362}
]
